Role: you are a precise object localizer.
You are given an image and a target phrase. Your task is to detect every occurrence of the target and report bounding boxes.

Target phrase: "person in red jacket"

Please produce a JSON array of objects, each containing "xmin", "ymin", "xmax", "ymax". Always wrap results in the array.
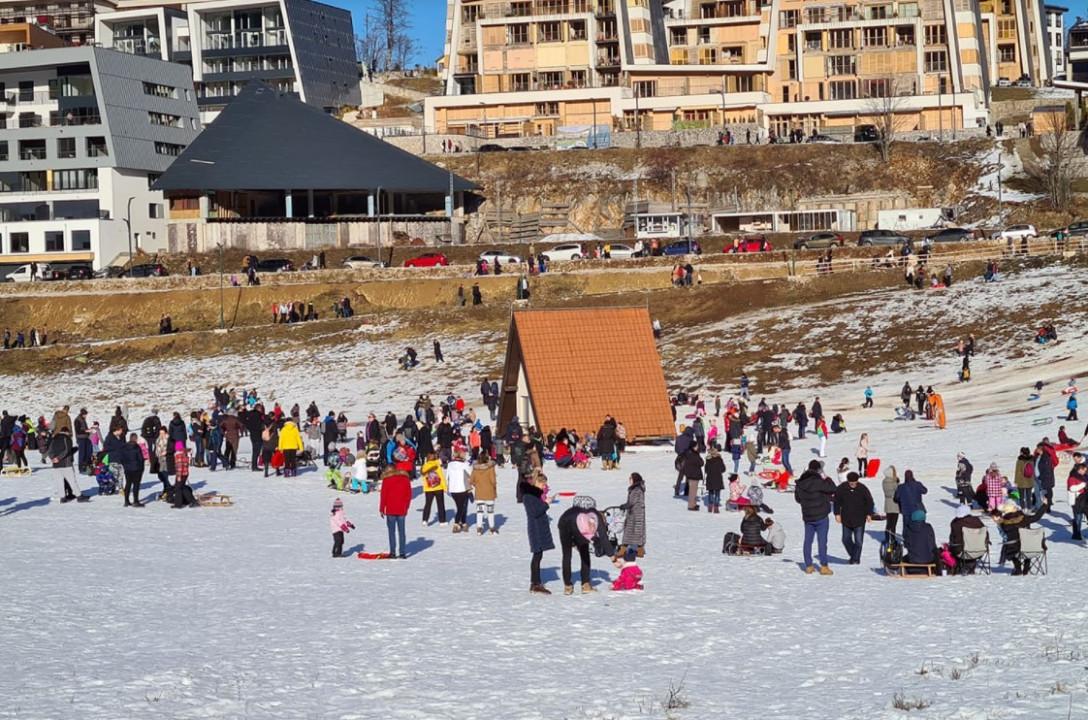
[{"xmin": 379, "ymin": 467, "xmax": 412, "ymax": 558}]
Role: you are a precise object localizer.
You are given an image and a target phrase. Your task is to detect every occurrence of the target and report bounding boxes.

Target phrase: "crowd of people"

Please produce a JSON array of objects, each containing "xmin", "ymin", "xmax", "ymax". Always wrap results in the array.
[{"xmin": 2, "ymin": 327, "xmax": 50, "ymax": 349}]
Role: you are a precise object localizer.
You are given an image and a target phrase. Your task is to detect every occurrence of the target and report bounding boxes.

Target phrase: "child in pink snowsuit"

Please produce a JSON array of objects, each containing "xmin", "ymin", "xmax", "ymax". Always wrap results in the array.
[
  {"xmin": 611, "ymin": 547, "xmax": 643, "ymax": 591},
  {"xmin": 330, "ymin": 497, "xmax": 355, "ymax": 558}
]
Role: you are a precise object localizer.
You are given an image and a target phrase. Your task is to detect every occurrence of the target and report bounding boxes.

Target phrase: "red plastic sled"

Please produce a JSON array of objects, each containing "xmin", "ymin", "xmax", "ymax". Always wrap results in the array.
[
  {"xmin": 866, "ymin": 458, "xmax": 881, "ymax": 479},
  {"xmin": 357, "ymin": 552, "xmax": 391, "ymax": 560}
]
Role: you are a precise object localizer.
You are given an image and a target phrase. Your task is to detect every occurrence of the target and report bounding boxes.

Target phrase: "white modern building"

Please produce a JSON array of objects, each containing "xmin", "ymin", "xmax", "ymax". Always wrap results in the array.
[
  {"xmin": 0, "ymin": 46, "xmax": 200, "ymax": 270},
  {"xmin": 95, "ymin": 0, "xmax": 360, "ymax": 122},
  {"xmin": 1044, "ymin": 5, "xmax": 1067, "ymax": 79}
]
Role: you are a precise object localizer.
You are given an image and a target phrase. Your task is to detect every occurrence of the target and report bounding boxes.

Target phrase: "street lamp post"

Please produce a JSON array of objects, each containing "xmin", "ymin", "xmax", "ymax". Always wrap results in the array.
[
  {"xmin": 476, "ymin": 101, "xmax": 486, "ymax": 177},
  {"xmin": 720, "ymin": 75, "xmax": 727, "ymax": 127},
  {"xmin": 634, "ymin": 87, "xmax": 642, "ymax": 149},
  {"xmin": 123, "ymin": 195, "xmax": 135, "ymax": 270},
  {"xmin": 217, "ymin": 242, "xmax": 225, "ymax": 330}
]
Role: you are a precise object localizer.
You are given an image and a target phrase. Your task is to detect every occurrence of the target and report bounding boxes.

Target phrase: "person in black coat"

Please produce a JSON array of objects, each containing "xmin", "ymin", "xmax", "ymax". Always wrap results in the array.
[
  {"xmin": 141, "ymin": 411, "xmax": 162, "ymax": 473},
  {"xmin": 167, "ymin": 412, "xmax": 187, "ymax": 447},
  {"xmin": 810, "ymin": 398, "xmax": 823, "ymax": 424},
  {"xmin": 120, "ymin": 433, "xmax": 146, "ymax": 507},
  {"xmin": 521, "ymin": 477, "xmax": 554, "ymax": 594},
  {"xmin": 682, "ymin": 448, "xmax": 704, "ymax": 511},
  {"xmin": 557, "ymin": 497, "xmax": 609, "ymax": 594},
  {"xmin": 242, "ymin": 408, "xmax": 265, "ymax": 472},
  {"xmin": 739, "ymin": 505, "xmax": 769, "ymax": 549},
  {"xmin": 704, "ymin": 448, "xmax": 726, "ymax": 513},
  {"xmin": 902, "ymin": 510, "xmax": 939, "ymax": 573},
  {"xmin": 596, "ymin": 417, "xmax": 617, "ymax": 469},
  {"xmin": 833, "ymin": 472, "xmax": 875, "ymax": 564},
  {"xmin": 793, "ymin": 402, "xmax": 808, "ymax": 439},
  {"xmin": 794, "ymin": 460, "xmax": 836, "ymax": 573},
  {"xmin": 322, "ymin": 412, "xmax": 339, "ymax": 466}
]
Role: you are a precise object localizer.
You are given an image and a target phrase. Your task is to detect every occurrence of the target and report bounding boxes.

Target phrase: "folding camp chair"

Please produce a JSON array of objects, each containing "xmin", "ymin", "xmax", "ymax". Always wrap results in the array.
[
  {"xmin": 1017, "ymin": 527, "xmax": 1048, "ymax": 576},
  {"xmin": 959, "ymin": 526, "xmax": 991, "ymax": 575}
]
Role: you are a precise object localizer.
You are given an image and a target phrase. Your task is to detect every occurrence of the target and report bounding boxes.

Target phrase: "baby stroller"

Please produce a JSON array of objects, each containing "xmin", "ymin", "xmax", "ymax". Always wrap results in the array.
[
  {"xmin": 94, "ymin": 460, "xmax": 119, "ymax": 495},
  {"xmin": 602, "ymin": 506, "xmax": 626, "ymax": 551},
  {"xmin": 297, "ymin": 449, "xmax": 318, "ymax": 471}
]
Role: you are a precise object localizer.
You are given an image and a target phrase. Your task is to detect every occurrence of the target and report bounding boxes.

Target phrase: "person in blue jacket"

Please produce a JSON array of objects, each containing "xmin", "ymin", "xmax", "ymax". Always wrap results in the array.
[{"xmin": 1068, "ymin": 394, "xmax": 1079, "ymax": 422}]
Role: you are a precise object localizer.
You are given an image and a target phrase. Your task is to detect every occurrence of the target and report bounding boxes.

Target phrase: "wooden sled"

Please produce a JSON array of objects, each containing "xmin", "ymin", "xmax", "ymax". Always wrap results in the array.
[
  {"xmin": 197, "ymin": 492, "xmax": 234, "ymax": 507},
  {"xmin": 885, "ymin": 561, "xmax": 937, "ymax": 578},
  {"xmin": 0, "ymin": 466, "xmax": 31, "ymax": 477}
]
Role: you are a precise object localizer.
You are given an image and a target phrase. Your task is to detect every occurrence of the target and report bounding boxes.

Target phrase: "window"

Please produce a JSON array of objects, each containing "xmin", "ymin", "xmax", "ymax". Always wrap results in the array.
[
  {"xmin": 539, "ymin": 71, "xmax": 562, "ymax": 88},
  {"xmin": 148, "ymin": 111, "xmax": 182, "ymax": 127},
  {"xmin": 924, "ymin": 50, "xmax": 947, "ymax": 73},
  {"xmin": 53, "ymin": 168, "xmax": 97, "ymax": 190},
  {"xmin": 569, "ymin": 20, "xmax": 586, "ymax": 40},
  {"xmin": 900, "ymin": 2, "xmax": 919, "ymax": 17},
  {"xmin": 998, "ymin": 44, "xmax": 1015, "ymax": 62},
  {"xmin": 829, "ymin": 79, "xmax": 856, "ymax": 99},
  {"xmin": 87, "ymin": 137, "xmax": 108, "ymax": 157},
  {"xmin": 998, "ymin": 19, "xmax": 1016, "ymax": 40},
  {"xmin": 698, "ymin": 27, "xmax": 710, "ymax": 44},
  {"xmin": 633, "ymin": 80, "xmax": 656, "ymax": 97},
  {"xmin": 787, "ymin": 59, "xmax": 797, "ymax": 80},
  {"xmin": 863, "ymin": 27, "xmax": 886, "ymax": 47},
  {"xmin": 154, "ymin": 142, "xmax": 184, "ymax": 156},
  {"xmin": 147, "ymin": 173, "xmax": 160, "ymax": 189},
  {"xmin": 45, "ymin": 231, "xmax": 64, "ymax": 252},
  {"xmin": 805, "ymin": 31, "xmax": 821, "ymax": 50},
  {"xmin": 670, "ymin": 28, "xmax": 686, "ymax": 45},
  {"xmin": 148, "ymin": 203, "xmax": 163, "ymax": 219},
  {"xmin": 570, "ymin": 70, "xmax": 587, "ymax": 87},
  {"xmin": 18, "ymin": 112, "xmax": 41, "ymax": 128},
  {"xmin": 509, "ymin": 24, "xmax": 528, "ymax": 44},
  {"xmin": 896, "ymin": 26, "xmax": 915, "ymax": 45},
  {"xmin": 57, "ymin": 137, "xmax": 76, "ymax": 159},
  {"xmin": 0, "ymin": 141, "xmax": 6, "ymax": 162},
  {"xmin": 924, "ymin": 24, "xmax": 947, "ymax": 45},
  {"xmin": 18, "ymin": 140, "xmax": 46, "ymax": 160},
  {"xmin": 829, "ymin": 29, "xmax": 853, "ymax": 49},
  {"xmin": 826, "ymin": 55, "xmax": 856, "ymax": 75},
  {"xmin": 72, "ymin": 229, "xmax": 91, "ymax": 251},
  {"xmin": 868, "ymin": 4, "xmax": 889, "ymax": 19},
  {"xmin": 735, "ymin": 75, "xmax": 753, "ymax": 92},
  {"xmin": 534, "ymin": 101, "xmax": 559, "ymax": 115},
  {"xmin": 10, "ymin": 233, "xmax": 29, "ymax": 253},
  {"xmin": 18, "ymin": 81, "xmax": 33, "ymax": 102},
  {"xmin": 538, "ymin": 21, "xmax": 560, "ymax": 42},
  {"xmin": 510, "ymin": 1, "xmax": 531, "ymax": 15},
  {"xmin": 861, "ymin": 78, "xmax": 891, "ymax": 97},
  {"xmin": 779, "ymin": 9, "xmax": 797, "ymax": 27}
]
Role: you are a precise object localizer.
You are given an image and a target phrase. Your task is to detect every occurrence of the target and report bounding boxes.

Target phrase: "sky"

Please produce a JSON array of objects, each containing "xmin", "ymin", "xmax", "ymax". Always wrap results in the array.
[{"xmin": 345, "ymin": 0, "xmax": 449, "ymax": 66}]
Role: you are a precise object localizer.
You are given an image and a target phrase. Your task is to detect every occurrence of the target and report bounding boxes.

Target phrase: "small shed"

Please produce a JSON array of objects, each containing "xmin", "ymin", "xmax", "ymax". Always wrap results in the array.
[{"xmin": 498, "ymin": 307, "xmax": 675, "ymax": 441}]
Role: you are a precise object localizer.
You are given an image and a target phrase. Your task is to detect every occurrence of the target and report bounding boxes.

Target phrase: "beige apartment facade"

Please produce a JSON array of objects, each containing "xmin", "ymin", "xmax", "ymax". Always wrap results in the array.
[{"xmin": 425, "ymin": 0, "xmax": 1052, "ymax": 139}]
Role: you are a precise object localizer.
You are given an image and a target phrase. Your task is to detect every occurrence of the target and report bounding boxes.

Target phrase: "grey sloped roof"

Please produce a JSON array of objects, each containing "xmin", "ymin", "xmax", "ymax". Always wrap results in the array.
[{"xmin": 153, "ymin": 82, "xmax": 475, "ymax": 193}]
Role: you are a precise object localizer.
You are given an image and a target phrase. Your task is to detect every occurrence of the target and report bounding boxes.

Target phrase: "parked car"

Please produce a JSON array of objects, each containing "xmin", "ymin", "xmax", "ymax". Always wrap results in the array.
[
  {"xmin": 404, "ymin": 252, "xmax": 449, "ymax": 268},
  {"xmin": 1014, "ymin": 75, "xmax": 1032, "ymax": 88},
  {"xmin": 924, "ymin": 227, "xmax": 974, "ymax": 245},
  {"xmin": 1065, "ymin": 220, "xmax": 1088, "ymax": 237},
  {"xmin": 807, "ymin": 133, "xmax": 841, "ymax": 144},
  {"xmin": 854, "ymin": 124, "xmax": 881, "ymax": 142},
  {"xmin": 4, "ymin": 263, "xmax": 53, "ymax": 282},
  {"xmin": 65, "ymin": 264, "xmax": 94, "ymax": 280},
  {"xmin": 478, "ymin": 144, "xmax": 507, "ymax": 153},
  {"xmin": 724, "ymin": 235, "xmax": 772, "ymax": 253},
  {"xmin": 858, "ymin": 229, "xmax": 910, "ymax": 247},
  {"xmin": 342, "ymin": 255, "xmax": 385, "ymax": 269},
  {"xmin": 94, "ymin": 265, "xmax": 126, "ymax": 279},
  {"xmin": 660, "ymin": 239, "xmax": 702, "ymax": 256},
  {"xmin": 478, "ymin": 250, "xmax": 522, "ymax": 265},
  {"xmin": 124, "ymin": 263, "xmax": 169, "ymax": 278},
  {"xmin": 995, "ymin": 224, "xmax": 1036, "ymax": 241},
  {"xmin": 254, "ymin": 258, "xmax": 294, "ymax": 273},
  {"xmin": 607, "ymin": 243, "xmax": 639, "ymax": 259},
  {"xmin": 793, "ymin": 232, "xmax": 844, "ymax": 250},
  {"xmin": 540, "ymin": 244, "xmax": 583, "ymax": 262},
  {"xmin": 996, "ymin": 77, "xmax": 1011, "ymax": 88}
]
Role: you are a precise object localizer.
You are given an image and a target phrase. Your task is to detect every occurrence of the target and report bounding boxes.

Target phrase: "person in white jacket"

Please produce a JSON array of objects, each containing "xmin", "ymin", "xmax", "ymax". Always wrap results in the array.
[{"xmin": 446, "ymin": 453, "xmax": 472, "ymax": 533}]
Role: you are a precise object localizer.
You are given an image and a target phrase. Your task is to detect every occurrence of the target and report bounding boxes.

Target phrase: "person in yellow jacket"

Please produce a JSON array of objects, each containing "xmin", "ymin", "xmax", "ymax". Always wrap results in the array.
[
  {"xmin": 278, "ymin": 420, "xmax": 305, "ymax": 477},
  {"xmin": 420, "ymin": 452, "xmax": 448, "ymax": 525}
]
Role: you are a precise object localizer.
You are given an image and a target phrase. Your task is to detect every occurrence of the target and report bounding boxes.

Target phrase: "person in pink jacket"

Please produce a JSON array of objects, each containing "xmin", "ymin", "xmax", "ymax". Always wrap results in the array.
[
  {"xmin": 329, "ymin": 497, "xmax": 355, "ymax": 558},
  {"xmin": 611, "ymin": 547, "xmax": 643, "ymax": 591}
]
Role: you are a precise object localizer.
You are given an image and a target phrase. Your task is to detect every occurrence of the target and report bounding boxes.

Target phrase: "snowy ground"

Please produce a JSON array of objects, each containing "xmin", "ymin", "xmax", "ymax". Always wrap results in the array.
[{"xmin": 3, "ymin": 278, "xmax": 1088, "ymax": 719}]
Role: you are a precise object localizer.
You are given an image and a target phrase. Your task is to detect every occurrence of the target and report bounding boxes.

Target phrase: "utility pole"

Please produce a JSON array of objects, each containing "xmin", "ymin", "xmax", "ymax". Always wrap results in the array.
[
  {"xmin": 996, "ymin": 144, "xmax": 1003, "ymax": 226},
  {"xmin": 591, "ymin": 100, "xmax": 597, "ymax": 149},
  {"xmin": 634, "ymin": 85, "xmax": 641, "ymax": 149},
  {"xmin": 217, "ymin": 242, "xmax": 224, "ymax": 330}
]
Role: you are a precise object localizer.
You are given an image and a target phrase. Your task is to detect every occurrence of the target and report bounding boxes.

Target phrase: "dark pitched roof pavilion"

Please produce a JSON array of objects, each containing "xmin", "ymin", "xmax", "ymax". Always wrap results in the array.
[{"xmin": 153, "ymin": 82, "xmax": 475, "ymax": 194}]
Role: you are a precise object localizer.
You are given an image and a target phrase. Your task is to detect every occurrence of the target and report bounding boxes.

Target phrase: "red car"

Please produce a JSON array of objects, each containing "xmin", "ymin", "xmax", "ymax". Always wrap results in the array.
[
  {"xmin": 403, "ymin": 252, "xmax": 449, "ymax": 268},
  {"xmin": 724, "ymin": 235, "xmax": 772, "ymax": 253}
]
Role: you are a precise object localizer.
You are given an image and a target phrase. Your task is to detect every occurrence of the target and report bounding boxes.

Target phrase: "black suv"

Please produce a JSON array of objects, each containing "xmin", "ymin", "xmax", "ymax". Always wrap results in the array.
[
  {"xmin": 1066, "ymin": 220, "xmax": 1088, "ymax": 237},
  {"xmin": 854, "ymin": 124, "xmax": 881, "ymax": 142},
  {"xmin": 858, "ymin": 229, "xmax": 910, "ymax": 247},
  {"xmin": 924, "ymin": 227, "xmax": 974, "ymax": 245}
]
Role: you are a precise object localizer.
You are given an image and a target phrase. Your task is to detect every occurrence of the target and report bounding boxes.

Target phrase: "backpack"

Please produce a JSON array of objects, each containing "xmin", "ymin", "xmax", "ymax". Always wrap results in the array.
[
  {"xmin": 882, "ymin": 536, "xmax": 903, "ymax": 565},
  {"xmin": 722, "ymin": 531, "xmax": 741, "ymax": 555}
]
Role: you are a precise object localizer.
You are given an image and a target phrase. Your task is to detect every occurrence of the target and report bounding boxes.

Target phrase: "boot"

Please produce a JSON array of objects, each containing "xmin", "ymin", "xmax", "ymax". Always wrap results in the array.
[
  {"xmin": 713, "ymin": 505, "xmax": 720, "ymax": 514},
  {"xmin": 60, "ymin": 494, "xmax": 75, "ymax": 504},
  {"xmin": 477, "ymin": 527, "xmax": 485, "ymax": 536},
  {"xmin": 452, "ymin": 524, "xmax": 461, "ymax": 534},
  {"xmin": 530, "ymin": 584, "xmax": 551, "ymax": 595},
  {"xmin": 564, "ymin": 585, "xmax": 574, "ymax": 596},
  {"xmin": 76, "ymin": 495, "xmax": 90, "ymax": 503},
  {"xmin": 819, "ymin": 565, "xmax": 834, "ymax": 576},
  {"xmin": 133, "ymin": 501, "xmax": 144, "ymax": 508},
  {"xmin": 804, "ymin": 565, "xmax": 816, "ymax": 574},
  {"xmin": 636, "ymin": 546, "xmax": 645, "ymax": 558},
  {"xmin": 582, "ymin": 582, "xmax": 597, "ymax": 594}
]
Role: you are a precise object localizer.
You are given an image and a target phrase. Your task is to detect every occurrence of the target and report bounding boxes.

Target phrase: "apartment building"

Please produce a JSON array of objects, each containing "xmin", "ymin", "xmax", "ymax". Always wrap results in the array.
[
  {"xmin": 0, "ymin": 46, "xmax": 200, "ymax": 269},
  {"xmin": 426, "ymin": 0, "xmax": 1053, "ymax": 139},
  {"xmin": 94, "ymin": 0, "xmax": 359, "ymax": 121},
  {"xmin": 1043, "ymin": 5, "xmax": 1066, "ymax": 79},
  {"xmin": 0, "ymin": 0, "xmax": 117, "ymax": 46},
  {"xmin": 1070, "ymin": 17, "xmax": 1087, "ymax": 84}
]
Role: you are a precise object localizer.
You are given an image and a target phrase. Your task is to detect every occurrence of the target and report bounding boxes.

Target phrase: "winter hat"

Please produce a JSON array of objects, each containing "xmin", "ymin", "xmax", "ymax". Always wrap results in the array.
[
  {"xmin": 955, "ymin": 505, "xmax": 970, "ymax": 519},
  {"xmin": 956, "ymin": 452, "xmax": 965, "ymax": 461},
  {"xmin": 910, "ymin": 510, "xmax": 926, "ymax": 523},
  {"xmin": 573, "ymin": 495, "xmax": 597, "ymax": 510},
  {"xmin": 332, "ymin": 497, "xmax": 343, "ymax": 510},
  {"xmin": 988, "ymin": 462, "xmax": 999, "ymax": 472}
]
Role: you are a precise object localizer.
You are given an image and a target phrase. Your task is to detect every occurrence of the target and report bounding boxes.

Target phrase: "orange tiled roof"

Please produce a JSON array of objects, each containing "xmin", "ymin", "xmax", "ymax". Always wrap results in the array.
[{"xmin": 507, "ymin": 307, "xmax": 674, "ymax": 440}]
